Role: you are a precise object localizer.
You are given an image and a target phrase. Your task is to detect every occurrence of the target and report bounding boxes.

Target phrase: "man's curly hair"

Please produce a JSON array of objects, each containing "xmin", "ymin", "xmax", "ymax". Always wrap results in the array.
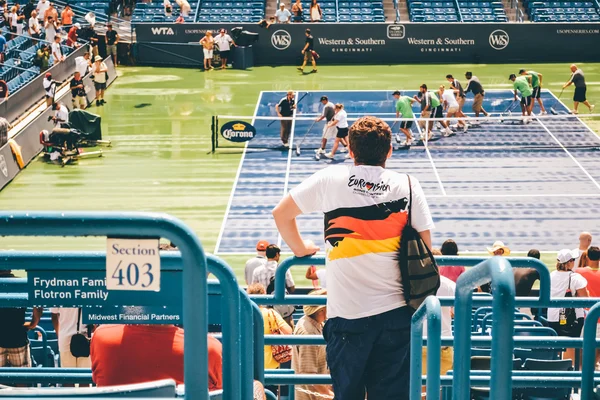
[{"xmin": 348, "ymin": 116, "xmax": 392, "ymax": 166}]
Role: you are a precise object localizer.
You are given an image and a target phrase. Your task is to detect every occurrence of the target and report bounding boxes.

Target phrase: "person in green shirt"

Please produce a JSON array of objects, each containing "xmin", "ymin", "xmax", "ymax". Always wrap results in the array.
[
  {"xmin": 420, "ymin": 84, "xmax": 452, "ymax": 138},
  {"xmin": 509, "ymin": 73, "xmax": 533, "ymax": 122},
  {"xmin": 520, "ymin": 69, "xmax": 547, "ymax": 115},
  {"xmin": 393, "ymin": 90, "xmax": 416, "ymax": 146}
]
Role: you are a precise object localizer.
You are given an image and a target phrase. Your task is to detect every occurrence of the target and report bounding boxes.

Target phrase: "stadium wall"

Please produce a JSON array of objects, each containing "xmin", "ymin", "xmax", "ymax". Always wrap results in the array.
[
  {"xmin": 134, "ymin": 23, "xmax": 600, "ymax": 66},
  {"xmin": 0, "ymin": 57, "xmax": 117, "ymax": 192}
]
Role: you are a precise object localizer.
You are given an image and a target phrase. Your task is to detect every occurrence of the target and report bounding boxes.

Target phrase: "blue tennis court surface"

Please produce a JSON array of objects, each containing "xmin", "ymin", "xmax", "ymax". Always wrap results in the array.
[{"xmin": 215, "ymin": 89, "xmax": 600, "ymax": 254}]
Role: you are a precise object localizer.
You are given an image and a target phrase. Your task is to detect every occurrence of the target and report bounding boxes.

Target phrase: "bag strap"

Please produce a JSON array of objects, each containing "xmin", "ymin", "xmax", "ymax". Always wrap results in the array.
[
  {"xmin": 267, "ymin": 309, "xmax": 278, "ymax": 335},
  {"xmin": 407, "ymin": 174, "xmax": 413, "ymax": 228},
  {"xmin": 76, "ymin": 308, "xmax": 82, "ymax": 333}
]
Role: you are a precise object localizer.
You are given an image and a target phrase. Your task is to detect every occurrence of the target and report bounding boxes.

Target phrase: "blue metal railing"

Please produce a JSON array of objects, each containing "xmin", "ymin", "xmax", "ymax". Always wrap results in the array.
[
  {"xmin": 410, "ymin": 296, "xmax": 442, "ymax": 400},
  {"xmin": 0, "ymin": 212, "xmax": 210, "ymax": 400}
]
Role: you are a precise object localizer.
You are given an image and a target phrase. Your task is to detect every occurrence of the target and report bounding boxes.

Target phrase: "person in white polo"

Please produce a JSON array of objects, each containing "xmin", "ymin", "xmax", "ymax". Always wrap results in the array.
[
  {"xmin": 440, "ymin": 84, "xmax": 466, "ymax": 134},
  {"xmin": 214, "ymin": 29, "xmax": 235, "ymax": 69},
  {"xmin": 199, "ymin": 30, "xmax": 215, "ymax": 71},
  {"xmin": 275, "ymin": 3, "xmax": 291, "ymax": 23},
  {"xmin": 314, "ymin": 95, "xmax": 336, "ymax": 160}
]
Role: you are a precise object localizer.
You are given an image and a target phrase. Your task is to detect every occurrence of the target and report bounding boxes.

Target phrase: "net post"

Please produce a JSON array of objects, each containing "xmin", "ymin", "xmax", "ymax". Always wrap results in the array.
[
  {"xmin": 216, "ymin": 116, "xmax": 219, "ymax": 149},
  {"xmin": 211, "ymin": 116, "xmax": 215, "ymax": 153}
]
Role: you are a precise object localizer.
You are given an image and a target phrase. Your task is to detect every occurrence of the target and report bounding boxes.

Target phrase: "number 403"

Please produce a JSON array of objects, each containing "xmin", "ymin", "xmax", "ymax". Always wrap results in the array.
[{"xmin": 112, "ymin": 262, "xmax": 154, "ymax": 288}]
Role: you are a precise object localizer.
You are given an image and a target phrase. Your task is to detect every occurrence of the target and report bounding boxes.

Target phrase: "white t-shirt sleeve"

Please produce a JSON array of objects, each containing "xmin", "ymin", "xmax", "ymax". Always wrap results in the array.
[
  {"xmin": 285, "ymin": 269, "xmax": 295, "ymax": 287},
  {"xmin": 571, "ymin": 273, "xmax": 587, "ymax": 292},
  {"xmin": 409, "ymin": 177, "xmax": 435, "ymax": 232},
  {"xmin": 289, "ymin": 168, "xmax": 329, "ymax": 214}
]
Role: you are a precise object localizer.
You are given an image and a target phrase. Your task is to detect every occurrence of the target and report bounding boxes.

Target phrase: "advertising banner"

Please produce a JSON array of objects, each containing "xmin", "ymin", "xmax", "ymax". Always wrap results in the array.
[{"xmin": 135, "ymin": 22, "xmax": 600, "ymax": 66}]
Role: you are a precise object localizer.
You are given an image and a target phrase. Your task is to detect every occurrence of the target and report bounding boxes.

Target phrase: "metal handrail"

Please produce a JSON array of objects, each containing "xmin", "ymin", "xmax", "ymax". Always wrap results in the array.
[
  {"xmin": 0, "ymin": 212, "xmax": 210, "ymax": 400},
  {"xmin": 410, "ymin": 296, "xmax": 441, "ymax": 400}
]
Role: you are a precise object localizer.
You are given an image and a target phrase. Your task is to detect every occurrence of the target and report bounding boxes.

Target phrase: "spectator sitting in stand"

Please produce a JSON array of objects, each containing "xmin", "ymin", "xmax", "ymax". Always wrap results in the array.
[
  {"xmin": 244, "ymin": 240, "xmax": 268, "ymax": 285},
  {"xmin": 60, "ymin": 4, "xmax": 73, "ymax": 25},
  {"xmin": 252, "ymin": 244, "xmax": 295, "ymax": 294},
  {"xmin": 292, "ymin": 289, "xmax": 333, "ymax": 400},
  {"xmin": 438, "ymin": 239, "xmax": 464, "ymax": 283},
  {"xmin": 274, "ymin": 2, "xmax": 291, "ymax": 23},
  {"xmin": 66, "ymin": 23, "xmax": 80, "ymax": 47},
  {"xmin": 247, "ymin": 283, "xmax": 292, "ymax": 396},
  {"xmin": 0, "ymin": 270, "xmax": 43, "ymax": 368},
  {"xmin": 91, "ymin": 325, "xmax": 222, "ymax": 389}
]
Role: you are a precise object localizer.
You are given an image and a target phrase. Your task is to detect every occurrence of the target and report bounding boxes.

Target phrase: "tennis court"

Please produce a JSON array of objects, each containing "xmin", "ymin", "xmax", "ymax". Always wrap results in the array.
[{"xmin": 215, "ymin": 89, "xmax": 600, "ymax": 254}]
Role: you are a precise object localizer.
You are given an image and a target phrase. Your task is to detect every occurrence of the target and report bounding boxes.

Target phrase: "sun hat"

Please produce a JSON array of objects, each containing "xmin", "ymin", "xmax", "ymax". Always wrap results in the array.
[
  {"xmin": 303, "ymin": 288, "xmax": 327, "ymax": 316},
  {"xmin": 557, "ymin": 249, "xmax": 576, "ymax": 264},
  {"xmin": 487, "ymin": 241, "xmax": 511, "ymax": 256},
  {"xmin": 94, "ymin": 55, "xmax": 102, "ymax": 61}
]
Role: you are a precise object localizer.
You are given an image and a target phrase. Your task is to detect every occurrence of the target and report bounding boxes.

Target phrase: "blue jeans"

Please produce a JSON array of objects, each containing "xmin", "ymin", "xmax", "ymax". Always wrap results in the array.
[{"xmin": 323, "ymin": 307, "xmax": 413, "ymax": 400}]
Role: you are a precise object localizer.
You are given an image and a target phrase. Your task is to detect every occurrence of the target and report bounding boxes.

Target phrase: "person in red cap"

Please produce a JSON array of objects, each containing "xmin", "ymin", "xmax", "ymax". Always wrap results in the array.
[{"xmin": 245, "ymin": 240, "xmax": 269, "ymax": 285}]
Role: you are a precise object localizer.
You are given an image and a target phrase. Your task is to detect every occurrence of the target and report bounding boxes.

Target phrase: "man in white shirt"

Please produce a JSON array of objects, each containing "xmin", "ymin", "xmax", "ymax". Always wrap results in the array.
[
  {"xmin": 28, "ymin": 11, "xmax": 41, "ymax": 39},
  {"xmin": 440, "ymin": 84, "xmax": 466, "ymax": 133},
  {"xmin": 273, "ymin": 115, "xmax": 434, "ymax": 400},
  {"xmin": 214, "ymin": 29, "xmax": 235, "ymax": 69},
  {"xmin": 51, "ymin": 307, "xmax": 91, "ymax": 368},
  {"xmin": 274, "ymin": 3, "xmax": 291, "ymax": 23},
  {"xmin": 75, "ymin": 51, "xmax": 92, "ymax": 77},
  {"xmin": 244, "ymin": 240, "xmax": 268, "ymax": 285},
  {"xmin": 36, "ymin": 0, "xmax": 49, "ymax": 20},
  {"xmin": 252, "ymin": 244, "xmax": 295, "ymax": 293},
  {"xmin": 51, "ymin": 102, "xmax": 69, "ymax": 128},
  {"xmin": 51, "ymin": 35, "xmax": 64, "ymax": 63}
]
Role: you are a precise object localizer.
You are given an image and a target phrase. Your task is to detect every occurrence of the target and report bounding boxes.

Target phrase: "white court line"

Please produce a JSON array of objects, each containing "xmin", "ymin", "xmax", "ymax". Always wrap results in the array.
[
  {"xmin": 536, "ymin": 117, "xmax": 600, "ymax": 192},
  {"xmin": 549, "ymin": 90, "xmax": 600, "ymax": 145},
  {"xmin": 412, "ymin": 114, "xmax": 447, "ymax": 196},
  {"xmin": 270, "ymin": 89, "xmax": 522, "ymax": 93},
  {"xmin": 426, "ymin": 193, "xmax": 600, "ymax": 199},
  {"xmin": 214, "ymin": 91, "xmax": 265, "ymax": 255},
  {"xmin": 277, "ymin": 92, "xmax": 300, "ymax": 248}
]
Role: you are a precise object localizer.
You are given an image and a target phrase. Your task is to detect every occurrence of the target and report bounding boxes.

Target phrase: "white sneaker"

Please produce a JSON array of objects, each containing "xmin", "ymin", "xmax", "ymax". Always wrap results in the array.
[
  {"xmin": 591, "ymin": 104, "xmax": 596, "ymax": 113},
  {"xmin": 395, "ymin": 134, "xmax": 403, "ymax": 143},
  {"xmin": 463, "ymin": 124, "xmax": 468, "ymax": 133},
  {"xmin": 400, "ymin": 139, "xmax": 413, "ymax": 146},
  {"xmin": 442, "ymin": 129, "xmax": 451, "ymax": 137},
  {"xmin": 283, "ymin": 143, "xmax": 290, "ymax": 148},
  {"xmin": 339, "ymin": 147, "xmax": 347, "ymax": 153},
  {"xmin": 315, "ymin": 148, "xmax": 325, "ymax": 155},
  {"xmin": 314, "ymin": 148, "xmax": 323, "ymax": 160},
  {"xmin": 541, "ymin": 111, "xmax": 548, "ymax": 115},
  {"xmin": 324, "ymin": 152, "xmax": 334, "ymax": 159},
  {"xmin": 344, "ymin": 153, "xmax": 351, "ymax": 159}
]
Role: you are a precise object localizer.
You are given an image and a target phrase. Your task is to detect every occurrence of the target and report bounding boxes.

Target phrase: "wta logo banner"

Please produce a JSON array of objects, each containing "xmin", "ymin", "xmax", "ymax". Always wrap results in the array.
[
  {"xmin": 221, "ymin": 121, "xmax": 257, "ymax": 142},
  {"xmin": 151, "ymin": 27, "xmax": 175, "ymax": 36}
]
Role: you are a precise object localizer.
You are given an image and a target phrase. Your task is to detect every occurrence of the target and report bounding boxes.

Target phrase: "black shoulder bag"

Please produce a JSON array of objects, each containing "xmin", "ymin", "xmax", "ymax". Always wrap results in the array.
[
  {"xmin": 70, "ymin": 308, "xmax": 91, "ymax": 358},
  {"xmin": 398, "ymin": 175, "xmax": 440, "ymax": 311}
]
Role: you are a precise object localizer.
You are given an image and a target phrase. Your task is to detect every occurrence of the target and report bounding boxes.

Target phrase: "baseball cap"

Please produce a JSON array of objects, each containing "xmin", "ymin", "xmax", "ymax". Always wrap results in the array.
[
  {"xmin": 557, "ymin": 249, "xmax": 576, "ymax": 264},
  {"xmin": 256, "ymin": 240, "xmax": 269, "ymax": 252},
  {"xmin": 74, "ymin": 23, "xmax": 81, "ymax": 28},
  {"xmin": 45, "ymin": 72, "xmax": 52, "ymax": 78},
  {"xmin": 280, "ymin": 2, "xmax": 285, "ymax": 5},
  {"xmin": 392, "ymin": 90, "xmax": 401, "ymax": 96},
  {"xmin": 518, "ymin": 69, "xmax": 526, "ymax": 74},
  {"xmin": 509, "ymin": 74, "xmax": 516, "ymax": 80},
  {"xmin": 320, "ymin": 95, "xmax": 328, "ymax": 102}
]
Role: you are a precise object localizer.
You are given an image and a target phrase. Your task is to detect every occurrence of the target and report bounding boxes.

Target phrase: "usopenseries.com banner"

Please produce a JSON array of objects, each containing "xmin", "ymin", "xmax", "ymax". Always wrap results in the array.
[{"xmin": 134, "ymin": 23, "xmax": 600, "ymax": 66}]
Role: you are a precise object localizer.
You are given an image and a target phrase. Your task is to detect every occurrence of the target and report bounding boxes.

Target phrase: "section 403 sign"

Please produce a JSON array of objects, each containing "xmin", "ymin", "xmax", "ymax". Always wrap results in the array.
[{"xmin": 220, "ymin": 120, "xmax": 256, "ymax": 142}]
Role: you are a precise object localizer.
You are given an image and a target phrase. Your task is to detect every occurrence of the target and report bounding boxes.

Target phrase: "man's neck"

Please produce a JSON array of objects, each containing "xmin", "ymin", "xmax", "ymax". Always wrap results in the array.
[{"xmin": 589, "ymin": 262, "xmax": 600, "ymax": 270}]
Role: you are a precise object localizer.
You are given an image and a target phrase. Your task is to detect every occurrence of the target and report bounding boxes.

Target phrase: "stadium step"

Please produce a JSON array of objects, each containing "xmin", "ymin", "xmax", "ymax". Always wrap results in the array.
[{"xmin": 383, "ymin": 0, "xmax": 401, "ymax": 21}]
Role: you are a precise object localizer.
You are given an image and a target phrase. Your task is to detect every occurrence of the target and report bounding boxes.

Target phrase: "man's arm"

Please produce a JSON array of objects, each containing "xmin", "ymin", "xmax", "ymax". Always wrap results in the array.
[
  {"xmin": 422, "ymin": 94, "xmax": 431, "ymax": 112},
  {"xmin": 115, "ymin": 32, "xmax": 120, "ymax": 45},
  {"xmin": 537, "ymin": 72, "xmax": 542, "ymax": 86},
  {"xmin": 306, "ymin": 266, "xmax": 318, "ymax": 280},
  {"xmin": 275, "ymin": 99, "xmax": 282, "ymax": 117},
  {"xmin": 301, "ymin": 41, "xmax": 309, "ymax": 53},
  {"xmin": 25, "ymin": 307, "xmax": 43, "ymax": 330},
  {"xmin": 272, "ymin": 194, "xmax": 319, "ymax": 257},
  {"xmin": 419, "ymin": 230, "xmax": 432, "ymax": 249}
]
